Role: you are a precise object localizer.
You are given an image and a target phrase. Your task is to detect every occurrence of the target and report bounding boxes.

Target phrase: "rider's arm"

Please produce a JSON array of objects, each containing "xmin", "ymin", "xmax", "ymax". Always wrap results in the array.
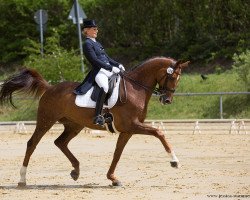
[
  {"xmin": 106, "ymin": 55, "xmax": 120, "ymax": 67},
  {"xmin": 83, "ymin": 42, "xmax": 113, "ymax": 71}
]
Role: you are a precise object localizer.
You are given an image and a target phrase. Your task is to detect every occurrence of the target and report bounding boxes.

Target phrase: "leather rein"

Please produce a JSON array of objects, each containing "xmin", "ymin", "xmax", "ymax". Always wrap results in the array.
[
  {"xmin": 120, "ymin": 67, "xmax": 179, "ymax": 93},
  {"xmin": 118, "ymin": 67, "xmax": 180, "ymax": 103}
]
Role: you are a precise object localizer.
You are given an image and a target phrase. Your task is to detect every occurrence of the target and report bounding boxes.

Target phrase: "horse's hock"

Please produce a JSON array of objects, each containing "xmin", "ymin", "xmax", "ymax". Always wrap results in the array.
[{"xmin": 0, "ymin": 119, "xmax": 249, "ymax": 134}]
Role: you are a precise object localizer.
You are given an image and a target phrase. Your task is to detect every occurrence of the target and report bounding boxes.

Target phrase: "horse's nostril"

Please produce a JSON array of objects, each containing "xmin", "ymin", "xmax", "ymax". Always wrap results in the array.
[
  {"xmin": 159, "ymin": 96, "xmax": 172, "ymax": 104},
  {"xmin": 165, "ymin": 98, "xmax": 172, "ymax": 104}
]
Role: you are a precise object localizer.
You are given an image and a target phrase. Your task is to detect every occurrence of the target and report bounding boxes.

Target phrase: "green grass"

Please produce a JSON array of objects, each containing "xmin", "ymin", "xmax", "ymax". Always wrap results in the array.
[
  {"xmin": 0, "ymin": 70, "xmax": 249, "ymax": 121},
  {"xmin": 147, "ymin": 71, "xmax": 249, "ymax": 119},
  {"xmin": 0, "ymin": 99, "xmax": 38, "ymax": 121}
]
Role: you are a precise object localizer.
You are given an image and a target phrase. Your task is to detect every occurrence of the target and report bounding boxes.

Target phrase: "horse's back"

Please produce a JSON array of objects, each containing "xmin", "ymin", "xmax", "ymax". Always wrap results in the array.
[
  {"xmin": 44, "ymin": 81, "xmax": 78, "ymax": 96},
  {"xmin": 38, "ymin": 81, "xmax": 79, "ymax": 111}
]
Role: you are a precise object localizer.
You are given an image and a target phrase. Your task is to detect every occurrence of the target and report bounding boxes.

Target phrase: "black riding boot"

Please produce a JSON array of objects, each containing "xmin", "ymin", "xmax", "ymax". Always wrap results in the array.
[{"xmin": 93, "ymin": 88, "xmax": 107, "ymax": 126}]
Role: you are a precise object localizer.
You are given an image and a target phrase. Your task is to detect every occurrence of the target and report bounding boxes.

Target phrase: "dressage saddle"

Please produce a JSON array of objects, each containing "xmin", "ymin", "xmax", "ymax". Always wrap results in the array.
[{"xmin": 91, "ymin": 73, "xmax": 119, "ymax": 105}]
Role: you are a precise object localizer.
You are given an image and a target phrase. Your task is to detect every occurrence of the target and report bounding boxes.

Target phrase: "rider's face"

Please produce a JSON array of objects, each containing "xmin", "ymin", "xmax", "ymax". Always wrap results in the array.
[{"xmin": 84, "ymin": 27, "xmax": 98, "ymax": 38}]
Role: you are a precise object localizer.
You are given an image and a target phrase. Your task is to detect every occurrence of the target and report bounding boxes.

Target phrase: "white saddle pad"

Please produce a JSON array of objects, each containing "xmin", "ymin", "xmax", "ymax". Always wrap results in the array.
[{"xmin": 75, "ymin": 76, "xmax": 120, "ymax": 109}]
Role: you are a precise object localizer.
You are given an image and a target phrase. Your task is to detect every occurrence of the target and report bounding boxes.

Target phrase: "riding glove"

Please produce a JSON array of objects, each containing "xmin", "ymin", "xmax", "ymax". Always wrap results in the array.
[
  {"xmin": 112, "ymin": 67, "xmax": 120, "ymax": 74},
  {"xmin": 118, "ymin": 64, "xmax": 125, "ymax": 71}
]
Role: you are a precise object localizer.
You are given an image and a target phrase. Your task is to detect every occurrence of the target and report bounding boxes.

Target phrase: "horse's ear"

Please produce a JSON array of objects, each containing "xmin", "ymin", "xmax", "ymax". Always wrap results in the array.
[
  {"xmin": 174, "ymin": 60, "xmax": 182, "ymax": 67},
  {"xmin": 180, "ymin": 61, "xmax": 190, "ymax": 69}
]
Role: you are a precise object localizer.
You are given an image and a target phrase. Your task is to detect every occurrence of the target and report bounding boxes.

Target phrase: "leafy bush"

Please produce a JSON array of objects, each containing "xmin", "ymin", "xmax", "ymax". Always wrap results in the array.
[
  {"xmin": 233, "ymin": 50, "xmax": 250, "ymax": 91},
  {"xmin": 24, "ymin": 30, "xmax": 86, "ymax": 84}
]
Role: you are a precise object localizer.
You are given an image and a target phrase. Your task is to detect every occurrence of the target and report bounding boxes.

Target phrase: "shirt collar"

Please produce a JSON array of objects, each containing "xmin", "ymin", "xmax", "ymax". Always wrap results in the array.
[{"xmin": 87, "ymin": 37, "xmax": 96, "ymax": 42}]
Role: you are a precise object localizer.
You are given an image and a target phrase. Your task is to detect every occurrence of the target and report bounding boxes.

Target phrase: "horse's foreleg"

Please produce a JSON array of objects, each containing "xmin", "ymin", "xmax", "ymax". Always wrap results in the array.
[
  {"xmin": 107, "ymin": 132, "xmax": 132, "ymax": 186},
  {"xmin": 132, "ymin": 122, "xmax": 180, "ymax": 168},
  {"xmin": 54, "ymin": 123, "xmax": 83, "ymax": 181}
]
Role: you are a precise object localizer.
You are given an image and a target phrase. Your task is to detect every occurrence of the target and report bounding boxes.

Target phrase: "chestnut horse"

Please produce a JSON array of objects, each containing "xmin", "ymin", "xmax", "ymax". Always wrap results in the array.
[{"xmin": 0, "ymin": 57, "xmax": 189, "ymax": 187}]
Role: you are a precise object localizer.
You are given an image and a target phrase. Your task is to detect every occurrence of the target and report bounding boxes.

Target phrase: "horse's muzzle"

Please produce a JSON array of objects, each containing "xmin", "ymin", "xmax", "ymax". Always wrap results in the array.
[{"xmin": 159, "ymin": 95, "xmax": 172, "ymax": 105}]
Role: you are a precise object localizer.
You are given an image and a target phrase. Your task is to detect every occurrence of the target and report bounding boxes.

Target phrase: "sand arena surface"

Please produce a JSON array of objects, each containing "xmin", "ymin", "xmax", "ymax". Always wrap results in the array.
[{"xmin": 0, "ymin": 131, "xmax": 249, "ymax": 200}]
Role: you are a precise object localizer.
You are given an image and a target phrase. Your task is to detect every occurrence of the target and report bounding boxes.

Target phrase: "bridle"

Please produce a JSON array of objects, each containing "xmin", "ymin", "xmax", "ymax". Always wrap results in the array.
[
  {"xmin": 120, "ymin": 65, "xmax": 180, "ymax": 96},
  {"xmin": 155, "ymin": 67, "xmax": 181, "ymax": 95}
]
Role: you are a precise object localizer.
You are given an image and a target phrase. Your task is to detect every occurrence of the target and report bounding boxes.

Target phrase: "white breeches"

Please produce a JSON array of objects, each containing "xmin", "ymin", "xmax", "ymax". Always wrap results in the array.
[{"xmin": 95, "ymin": 69, "xmax": 113, "ymax": 93}]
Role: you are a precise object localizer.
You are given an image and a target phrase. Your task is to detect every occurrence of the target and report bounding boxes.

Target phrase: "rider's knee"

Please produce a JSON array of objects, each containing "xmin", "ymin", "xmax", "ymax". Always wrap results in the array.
[{"xmin": 102, "ymin": 85, "xmax": 109, "ymax": 93}]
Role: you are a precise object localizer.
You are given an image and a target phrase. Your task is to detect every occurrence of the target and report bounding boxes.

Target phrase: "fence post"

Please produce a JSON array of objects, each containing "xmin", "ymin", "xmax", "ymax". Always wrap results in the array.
[
  {"xmin": 193, "ymin": 121, "xmax": 201, "ymax": 134},
  {"xmin": 238, "ymin": 121, "xmax": 247, "ymax": 134},
  {"xmin": 220, "ymin": 96, "xmax": 223, "ymax": 119},
  {"xmin": 229, "ymin": 120, "xmax": 237, "ymax": 134},
  {"xmin": 14, "ymin": 122, "xmax": 27, "ymax": 134}
]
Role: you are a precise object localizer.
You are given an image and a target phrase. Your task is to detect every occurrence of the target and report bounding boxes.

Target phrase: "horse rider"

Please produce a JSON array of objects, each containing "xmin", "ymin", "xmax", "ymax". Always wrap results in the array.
[{"xmin": 74, "ymin": 19, "xmax": 125, "ymax": 126}]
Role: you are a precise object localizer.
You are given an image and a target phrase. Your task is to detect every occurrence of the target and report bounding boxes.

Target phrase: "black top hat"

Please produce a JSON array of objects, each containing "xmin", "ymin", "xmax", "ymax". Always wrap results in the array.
[{"xmin": 83, "ymin": 19, "xmax": 97, "ymax": 28}]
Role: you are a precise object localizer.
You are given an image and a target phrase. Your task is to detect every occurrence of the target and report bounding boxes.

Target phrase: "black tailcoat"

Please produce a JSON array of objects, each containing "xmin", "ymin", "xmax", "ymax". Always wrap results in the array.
[{"xmin": 74, "ymin": 38, "xmax": 120, "ymax": 95}]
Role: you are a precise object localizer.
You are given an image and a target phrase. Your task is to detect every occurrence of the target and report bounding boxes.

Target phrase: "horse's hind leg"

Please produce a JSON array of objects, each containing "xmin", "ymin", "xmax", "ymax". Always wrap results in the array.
[
  {"xmin": 54, "ymin": 122, "xmax": 83, "ymax": 181},
  {"xmin": 18, "ymin": 118, "xmax": 57, "ymax": 187}
]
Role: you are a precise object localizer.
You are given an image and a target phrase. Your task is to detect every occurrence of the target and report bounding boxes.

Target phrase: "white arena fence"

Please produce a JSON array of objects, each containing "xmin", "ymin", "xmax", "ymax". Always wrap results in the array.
[
  {"xmin": 146, "ymin": 119, "xmax": 250, "ymax": 134},
  {"xmin": 0, "ymin": 119, "xmax": 249, "ymax": 135}
]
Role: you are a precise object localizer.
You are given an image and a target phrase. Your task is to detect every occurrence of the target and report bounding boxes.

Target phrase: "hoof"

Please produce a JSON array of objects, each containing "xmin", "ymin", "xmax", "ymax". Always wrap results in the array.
[
  {"xmin": 112, "ymin": 180, "xmax": 122, "ymax": 187},
  {"xmin": 70, "ymin": 170, "xmax": 79, "ymax": 181},
  {"xmin": 17, "ymin": 182, "xmax": 26, "ymax": 187},
  {"xmin": 170, "ymin": 161, "xmax": 180, "ymax": 168}
]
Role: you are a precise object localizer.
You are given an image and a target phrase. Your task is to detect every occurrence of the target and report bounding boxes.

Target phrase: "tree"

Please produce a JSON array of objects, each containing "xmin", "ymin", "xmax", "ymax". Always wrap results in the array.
[{"xmin": 0, "ymin": 0, "xmax": 249, "ymax": 68}]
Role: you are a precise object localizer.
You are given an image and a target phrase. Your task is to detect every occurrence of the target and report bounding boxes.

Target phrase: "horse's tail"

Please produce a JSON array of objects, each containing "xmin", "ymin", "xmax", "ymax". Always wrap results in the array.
[{"xmin": 0, "ymin": 68, "xmax": 50, "ymax": 107}]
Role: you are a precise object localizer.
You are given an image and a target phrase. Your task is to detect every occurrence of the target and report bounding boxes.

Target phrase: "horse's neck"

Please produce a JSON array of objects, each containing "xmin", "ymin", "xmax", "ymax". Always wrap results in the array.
[
  {"xmin": 129, "ymin": 58, "xmax": 165, "ymax": 89},
  {"xmin": 125, "ymin": 58, "xmax": 174, "ymax": 118}
]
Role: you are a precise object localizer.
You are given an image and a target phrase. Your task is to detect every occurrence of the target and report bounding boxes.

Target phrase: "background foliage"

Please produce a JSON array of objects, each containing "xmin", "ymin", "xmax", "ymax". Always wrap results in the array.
[
  {"xmin": 233, "ymin": 50, "xmax": 250, "ymax": 92},
  {"xmin": 0, "ymin": 0, "xmax": 249, "ymax": 67},
  {"xmin": 24, "ymin": 29, "xmax": 85, "ymax": 83},
  {"xmin": 0, "ymin": 0, "xmax": 249, "ymax": 120}
]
